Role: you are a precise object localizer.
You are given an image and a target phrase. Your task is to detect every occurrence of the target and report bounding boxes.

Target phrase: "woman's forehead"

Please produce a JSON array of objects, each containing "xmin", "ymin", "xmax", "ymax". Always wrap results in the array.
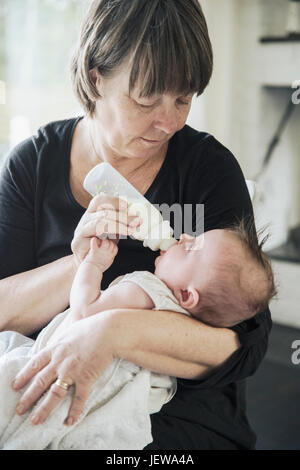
[
  {"xmin": 129, "ymin": 72, "xmax": 195, "ymax": 99},
  {"xmin": 104, "ymin": 55, "xmax": 196, "ymax": 98}
]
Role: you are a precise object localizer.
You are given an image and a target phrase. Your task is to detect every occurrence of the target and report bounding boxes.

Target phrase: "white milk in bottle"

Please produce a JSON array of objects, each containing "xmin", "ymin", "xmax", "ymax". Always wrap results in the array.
[{"xmin": 83, "ymin": 162, "xmax": 177, "ymax": 251}]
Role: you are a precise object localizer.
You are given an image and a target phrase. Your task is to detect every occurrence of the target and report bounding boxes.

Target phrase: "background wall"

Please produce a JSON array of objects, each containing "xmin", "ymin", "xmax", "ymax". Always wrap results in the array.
[
  {"xmin": 187, "ymin": 0, "xmax": 300, "ymax": 328},
  {"xmin": 188, "ymin": 0, "xmax": 300, "ymax": 252}
]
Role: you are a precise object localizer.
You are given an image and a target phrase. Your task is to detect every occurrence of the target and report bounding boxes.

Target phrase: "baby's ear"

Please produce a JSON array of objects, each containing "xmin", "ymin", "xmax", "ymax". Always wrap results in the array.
[{"xmin": 175, "ymin": 287, "xmax": 200, "ymax": 310}]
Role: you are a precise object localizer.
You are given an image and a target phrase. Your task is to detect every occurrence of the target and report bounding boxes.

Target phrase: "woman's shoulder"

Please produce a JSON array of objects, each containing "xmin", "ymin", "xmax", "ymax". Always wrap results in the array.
[
  {"xmin": 167, "ymin": 126, "xmax": 252, "ymax": 231},
  {"xmin": 172, "ymin": 125, "xmax": 240, "ymax": 171},
  {"xmin": 169, "ymin": 125, "xmax": 245, "ymax": 191},
  {"xmin": 35, "ymin": 116, "xmax": 82, "ymax": 143},
  {"xmin": 171, "ymin": 124, "xmax": 212, "ymax": 154},
  {"xmin": 3, "ymin": 117, "xmax": 81, "ymax": 165},
  {"xmin": 1, "ymin": 117, "xmax": 82, "ymax": 179}
]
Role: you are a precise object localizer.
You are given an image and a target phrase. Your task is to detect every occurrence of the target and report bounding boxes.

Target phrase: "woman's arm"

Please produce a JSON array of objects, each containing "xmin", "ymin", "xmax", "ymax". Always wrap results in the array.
[
  {"xmin": 110, "ymin": 308, "xmax": 240, "ymax": 379},
  {"xmin": 12, "ymin": 306, "xmax": 240, "ymax": 427},
  {"xmin": 0, "ymin": 184, "xmax": 137, "ymax": 336},
  {"xmin": 0, "ymin": 255, "xmax": 77, "ymax": 336}
]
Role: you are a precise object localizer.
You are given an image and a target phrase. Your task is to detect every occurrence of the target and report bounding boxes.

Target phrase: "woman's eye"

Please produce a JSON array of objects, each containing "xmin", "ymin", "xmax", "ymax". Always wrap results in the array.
[
  {"xmin": 177, "ymin": 99, "xmax": 190, "ymax": 106},
  {"xmin": 138, "ymin": 102, "xmax": 156, "ymax": 109}
]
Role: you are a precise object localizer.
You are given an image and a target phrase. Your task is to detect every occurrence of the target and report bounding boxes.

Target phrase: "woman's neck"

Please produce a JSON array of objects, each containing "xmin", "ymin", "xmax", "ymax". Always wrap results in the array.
[{"xmin": 84, "ymin": 117, "xmax": 168, "ymax": 181}]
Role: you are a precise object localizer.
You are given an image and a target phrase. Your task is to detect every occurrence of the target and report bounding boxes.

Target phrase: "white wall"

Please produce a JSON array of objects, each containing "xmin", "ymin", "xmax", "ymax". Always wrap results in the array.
[
  {"xmin": 187, "ymin": 0, "xmax": 237, "ymax": 152},
  {"xmin": 188, "ymin": 0, "xmax": 300, "ymax": 250},
  {"xmin": 187, "ymin": 0, "xmax": 300, "ymax": 328}
]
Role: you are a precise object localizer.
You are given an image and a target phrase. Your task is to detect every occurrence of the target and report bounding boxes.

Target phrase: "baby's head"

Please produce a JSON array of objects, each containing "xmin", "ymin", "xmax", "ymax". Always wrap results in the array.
[{"xmin": 154, "ymin": 219, "xmax": 277, "ymax": 327}]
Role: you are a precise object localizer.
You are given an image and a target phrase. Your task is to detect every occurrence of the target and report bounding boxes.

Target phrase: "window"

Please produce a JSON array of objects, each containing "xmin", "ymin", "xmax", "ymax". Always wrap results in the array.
[{"xmin": 0, "ymin": 0, "xmax": 86, "ymax": 164}]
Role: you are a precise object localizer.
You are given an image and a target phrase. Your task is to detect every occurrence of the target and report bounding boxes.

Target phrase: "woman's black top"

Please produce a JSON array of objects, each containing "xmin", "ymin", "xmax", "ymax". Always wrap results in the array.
[{"xmin": 0, "ymin": 117, "xmax": 272, "ymax": 449}]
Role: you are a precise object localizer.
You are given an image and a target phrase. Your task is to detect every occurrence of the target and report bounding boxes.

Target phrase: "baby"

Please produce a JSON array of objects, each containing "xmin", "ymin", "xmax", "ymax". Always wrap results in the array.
[{"xmin": 67, "ymin": 218, "xmax": 276, "ymax": 331}]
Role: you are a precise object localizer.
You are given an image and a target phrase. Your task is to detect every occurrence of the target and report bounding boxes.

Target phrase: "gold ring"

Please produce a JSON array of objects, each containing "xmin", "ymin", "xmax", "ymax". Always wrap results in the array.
[{"xmin": 55, "ymin": 378, "xmax": 71, "ymax": 391}]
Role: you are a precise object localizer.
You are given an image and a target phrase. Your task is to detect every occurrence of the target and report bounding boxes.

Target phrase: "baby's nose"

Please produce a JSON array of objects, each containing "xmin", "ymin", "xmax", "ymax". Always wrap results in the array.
[
  {"xmin": 179, "ymin": 233, "xmax": 188, "ymax": 243},
  {"xmin": 180, "ymin": 233, "xmax": 194, "ymax": 241}
]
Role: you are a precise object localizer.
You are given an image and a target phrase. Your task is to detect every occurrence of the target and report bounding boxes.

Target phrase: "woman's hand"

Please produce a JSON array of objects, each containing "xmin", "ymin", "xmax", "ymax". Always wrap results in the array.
[
  {"xmin": 12, "ymin": 311, "xmax": 116, "ymax": 426},
  {"xmin": 71, "ymin": 192, "xmax": 141, "ymax": 267}
]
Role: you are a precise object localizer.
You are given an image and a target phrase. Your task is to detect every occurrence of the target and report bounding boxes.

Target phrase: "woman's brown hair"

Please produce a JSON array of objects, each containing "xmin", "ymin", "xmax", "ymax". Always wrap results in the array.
[{"xmin": 70, "ymin": 0, "xmax": 213, "ymax": 115}]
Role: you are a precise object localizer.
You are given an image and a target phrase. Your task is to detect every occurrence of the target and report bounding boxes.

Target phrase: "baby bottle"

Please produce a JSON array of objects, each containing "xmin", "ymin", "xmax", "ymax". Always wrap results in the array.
[{"xmin": 83, "ymin": 162, "xmax": 177, "ymax": 251}]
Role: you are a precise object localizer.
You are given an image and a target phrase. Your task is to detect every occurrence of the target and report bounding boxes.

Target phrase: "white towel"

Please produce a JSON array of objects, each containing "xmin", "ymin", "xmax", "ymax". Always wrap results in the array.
[
  {"xmin": 0, "ymin": 271, "xmax": 188, "ymax": 450},
  {"xmin": 0, "ymin": 341, "xmax": 175, "ymax": 450}
]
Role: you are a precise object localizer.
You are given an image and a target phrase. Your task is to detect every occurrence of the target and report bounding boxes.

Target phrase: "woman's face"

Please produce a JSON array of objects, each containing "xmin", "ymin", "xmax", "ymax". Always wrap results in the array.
[{"xmin": 91, "ymin": 62, "xmax": 194, "ymax": 160}]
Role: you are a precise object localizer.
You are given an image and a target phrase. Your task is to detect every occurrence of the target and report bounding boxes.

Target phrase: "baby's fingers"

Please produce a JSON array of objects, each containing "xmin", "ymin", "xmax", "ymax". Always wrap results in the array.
[
  {"xmin": 90, "ymin": 236, "xmax": 101, "ymax": 250},
  {"xmin": 90, "ymin": 237, "xmax": 112, "ymax": 251}
]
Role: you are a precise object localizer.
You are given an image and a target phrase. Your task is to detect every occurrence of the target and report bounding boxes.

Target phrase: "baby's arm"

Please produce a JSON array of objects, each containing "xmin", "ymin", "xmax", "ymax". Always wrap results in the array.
[
  {"xmin": 70, "ymin": 237, "xmax": 118, "ymax": 320},
  {"xmin": 70, "ymin": 237, "xmax": 154, "ymax": 320},
  {"xmin": 82, "ymin": 280, "xmax": 155, "ymax": 318}
]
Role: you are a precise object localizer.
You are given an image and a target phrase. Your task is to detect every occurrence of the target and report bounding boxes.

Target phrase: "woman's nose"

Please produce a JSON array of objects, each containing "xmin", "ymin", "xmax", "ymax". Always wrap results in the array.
[{"xmin": 153, "ymin": 107, "xmax": 183, "ymax": 135}]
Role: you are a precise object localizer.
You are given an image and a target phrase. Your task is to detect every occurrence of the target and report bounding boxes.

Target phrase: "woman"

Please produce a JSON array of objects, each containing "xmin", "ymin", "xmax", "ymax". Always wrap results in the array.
[{"xmin": 0, "ymin": 0, "xmax": 271, "ymax": 449}]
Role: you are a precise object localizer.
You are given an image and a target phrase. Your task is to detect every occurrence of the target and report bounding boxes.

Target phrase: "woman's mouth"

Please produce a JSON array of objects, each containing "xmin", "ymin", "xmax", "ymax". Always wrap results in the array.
[{"xmin": 141, "ymin": 137, "xmax": 162, "ymax": 145}]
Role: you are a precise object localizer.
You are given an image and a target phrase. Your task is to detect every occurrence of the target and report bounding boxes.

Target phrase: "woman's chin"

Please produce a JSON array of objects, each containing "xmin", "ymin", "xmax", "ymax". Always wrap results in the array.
[{"xmin": 133, "ymin": 138, "xmax": 166, "ymax": 156}]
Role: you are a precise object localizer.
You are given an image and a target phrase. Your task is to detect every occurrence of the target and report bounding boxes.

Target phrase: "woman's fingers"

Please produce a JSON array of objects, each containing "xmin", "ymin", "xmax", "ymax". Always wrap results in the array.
[
  {"xmin": 15, "ymin": 365, "xmax": 57, "ymax": 416},
  {"xmin": 65, "ymin": 382, "xmax": 91, "ymax": 426},
  {"xmin": 87, "ymin": 209, "xmax": 141, "ymax": 233},
  {"xmin": 72, "ymin": 210, "xmax": 139, "ymax": 252},
  {"xmin": 79, "ymin": 213, "xmax": 136, "ymax": 240},
  {"xmin": 10, "ymin": 314, "xmax": 116, "ymax": 427},
  {"xmin": 87, "ymin": 193, "xmax": 128, "ymax": 213},
  {"xmin": 71, "ymin": 193, "xmax": 141, "ymax": 264},
  {"xmin": 30, "ymin": 378, "xmax": 73, "ymax": 425},
  {"xmin": 86, "ymin": 194, "xmax": 141, "ymax": 234},
  {"xmin": 12, "ymin": 349, "xmax": 51, "ymax": 391},
  {"xmin": 29, "ymin": 379, "xmax": 93, "ymax": 426}
]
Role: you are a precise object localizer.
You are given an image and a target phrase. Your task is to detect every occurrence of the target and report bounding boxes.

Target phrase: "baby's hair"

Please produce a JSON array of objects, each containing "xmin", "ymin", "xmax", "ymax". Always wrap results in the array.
[
  {"xmin": 227, "ymin": 216, "xmax": 277, "ymax": 305},
  {"xmin": 193, "ymin": 216, "xmax": 277, "ymax": 328}
]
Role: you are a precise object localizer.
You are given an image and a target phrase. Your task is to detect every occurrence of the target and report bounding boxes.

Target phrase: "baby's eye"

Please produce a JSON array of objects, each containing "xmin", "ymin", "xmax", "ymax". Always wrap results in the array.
[
  {"xmin": 186, "ymin": 244, "xmax": 194, "ymax": 251},
  {"xmin": 181, "ymin": 241, "xmax": 194, "ymax": 251}
]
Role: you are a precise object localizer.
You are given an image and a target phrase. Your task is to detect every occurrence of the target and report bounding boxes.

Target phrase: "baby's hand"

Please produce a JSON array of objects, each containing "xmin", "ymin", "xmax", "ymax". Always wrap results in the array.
[{"xmin": 84, "ymin": 237, "xmax": 118, "ymax": 272}]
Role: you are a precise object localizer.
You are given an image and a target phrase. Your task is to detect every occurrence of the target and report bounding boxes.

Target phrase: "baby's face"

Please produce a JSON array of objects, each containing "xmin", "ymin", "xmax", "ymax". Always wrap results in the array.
[
  {"xmin": 154, "ymin": 232, "xmax": 205, "ymax": 290},
  {"xmin": 154, "ymin": 229, "xmax": 237, "ymax": 292}
]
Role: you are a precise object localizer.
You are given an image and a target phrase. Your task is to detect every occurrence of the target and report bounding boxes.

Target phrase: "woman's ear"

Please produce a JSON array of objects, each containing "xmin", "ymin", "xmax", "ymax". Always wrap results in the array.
[
  {"xmin": 175, "ymin": 287, "xmax": 200, "ymax": 310},
  {"xmin": 89, "ymin": 67, "xmax": 101, "ymax": 90}
]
